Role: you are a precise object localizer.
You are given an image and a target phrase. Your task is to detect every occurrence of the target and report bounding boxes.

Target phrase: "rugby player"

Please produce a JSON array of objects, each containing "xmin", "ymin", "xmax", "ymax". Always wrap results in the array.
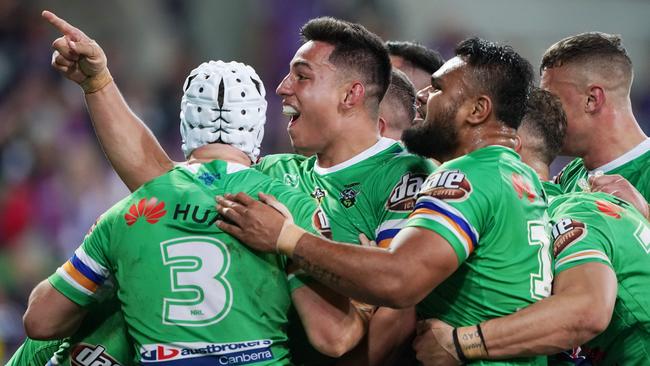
[
  {"xmin": 216, "ymin": 37, "xmax": 551, "ymax": 365},
  {"xmin": 414, "ymin": 89, "xmax": 650, "ymax": 366},
  {"xmin": 542, "ymin": 32, "xmax": 650, "ymax": 202},
  {"xmin": 38, "ymin": 11, "xmax": 436, "ymax": 365},
  {"xmin": 377, "ymin": 69, "xmax": 418, "ymax": 141},
  {"xmin": 386, "ymin": 40, "xmax": 445, "ymax": 91},
  {"xmin": 22, "ymin": 59, "xmax": 369, "ymax": 365}
]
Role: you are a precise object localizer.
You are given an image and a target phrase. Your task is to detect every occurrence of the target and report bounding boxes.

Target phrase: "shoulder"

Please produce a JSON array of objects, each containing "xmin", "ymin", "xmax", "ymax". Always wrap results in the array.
[
  {"xmin": 554, "ymin": 158, "xmax": 585, "ymax": 184},
  {"xmin": 256, "ymin": 153, "xmax": 309, "ymax": 168}
]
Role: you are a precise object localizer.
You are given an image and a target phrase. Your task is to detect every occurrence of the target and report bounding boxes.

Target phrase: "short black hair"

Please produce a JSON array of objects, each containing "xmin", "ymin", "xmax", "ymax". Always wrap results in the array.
[
  {"xmin": 386, "ymin": 41, "xmax": 445, "ymax": 75},
  {"xmin": 300, "ymin": 17, "xmax": 391, "ymax": 109},
  {"xmin": 384, "ymin": 69, "xmax": 417, "ymax": 126},
  {"xmin": 455, "ymin": 37, "xmax": 534, "ymax": 129},
  {"xmin": 520, "ymin": 88, "xmax": 567, "ymax": 165},
  {"xmin": 541, "ymin": 32, "xmax": 631, "ymax": 73}
]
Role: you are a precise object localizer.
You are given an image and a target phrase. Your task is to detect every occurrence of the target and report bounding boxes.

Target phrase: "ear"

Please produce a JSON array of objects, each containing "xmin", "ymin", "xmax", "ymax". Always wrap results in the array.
[
  {"xmin": 466, "ymin": 95, "xmax": 492, "ymax": 125},
  {"xmin": 514, "ymin": 134, "xmax": 522, "ymax": 153},
  {"xmin": 378, "ymin": 117, "xmax": 387, "ymax": 136},
  {"xmin": 342, "ymin": 81, "xmax": 365, "ymax": 110},
  {"xmin": 585, "ymin": 85, "xmax": 605, "ymax": 113}
]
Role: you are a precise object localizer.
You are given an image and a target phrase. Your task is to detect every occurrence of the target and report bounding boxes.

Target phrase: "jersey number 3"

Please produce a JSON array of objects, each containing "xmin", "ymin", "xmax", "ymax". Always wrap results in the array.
[
  {"xmin": 161, "ymin": 236, "xmax": 233, "ymax": 326},
  {"xmin": 529, "ymin": 221, "xmax": 553, "ymax": 299}
]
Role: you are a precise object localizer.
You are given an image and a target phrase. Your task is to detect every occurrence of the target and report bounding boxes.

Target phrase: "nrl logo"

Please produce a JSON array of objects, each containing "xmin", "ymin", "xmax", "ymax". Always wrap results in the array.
[
  {"xmin": 283, "ymin": 173, "xmax": 299, "ymax": 188},
  {"xmin": 339, "ymin": 188, "xmax": 359, "ymax": 208},
  {"xmin": 312, "ymin": 207, "xmax": 332, "ymax": 239},
  {"xmin": 311, "ymin": 187, "xmax": 326, "ymax": 203}
]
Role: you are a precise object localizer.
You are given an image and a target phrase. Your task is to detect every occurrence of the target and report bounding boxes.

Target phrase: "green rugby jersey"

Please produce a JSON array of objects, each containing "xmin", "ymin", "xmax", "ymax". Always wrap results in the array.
[
  {"xmin": 542, "ymin": 181, "xmax": 563, "ymax": 199},
  {"xmin": 256, "ymin": 138, "xmax": 436, "ymax": 247},
  {"xmin": 406, "ymin": 146, "xmax": 550, "ymax": 365},
  {"xmin": 550, "ymin": 192, "xmax": 650, "ymax": 364},
  {"xmin": 48, "ymin": 160, "xmax": 320, "ymax": 366},
  {"xmin": 256, "ymin": 138, "xmax": 436, "ymax": 365},
  {"xmin": 6, "ymin": 339, "xmax": 62, "ymax": 366},
  {"xmin": 555, "ymin": 139, "xmax": 650, "ymax": 200}
]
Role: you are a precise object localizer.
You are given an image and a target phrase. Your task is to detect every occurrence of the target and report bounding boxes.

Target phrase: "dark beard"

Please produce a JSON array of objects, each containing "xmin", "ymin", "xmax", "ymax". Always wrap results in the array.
[{"xmin": 401, "ymin": 104, "xmax": 459, "ymax": 162}]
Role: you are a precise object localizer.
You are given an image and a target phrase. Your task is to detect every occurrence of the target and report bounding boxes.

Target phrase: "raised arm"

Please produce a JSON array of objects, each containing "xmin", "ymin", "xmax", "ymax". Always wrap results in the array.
[{"xmin": 42, "ymin": 10, "xmax": 174, "ymax": 191}]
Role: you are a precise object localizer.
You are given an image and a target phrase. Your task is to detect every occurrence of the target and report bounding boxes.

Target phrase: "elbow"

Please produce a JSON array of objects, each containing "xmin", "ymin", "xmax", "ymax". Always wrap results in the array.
[
  {"xmin": 23, "ymin": 308, "xmax": 57, "ymax": 340},
  {"xmin": 577, "ymin": 307, "xmax": 611, "ymax": 340},
  {"xmin": 376, "ymin": 277, "xmax": 421, "ymax": 309},
  {"xmin": 309, "ymin": 328, "xmax": 359, "ymax": 358}
]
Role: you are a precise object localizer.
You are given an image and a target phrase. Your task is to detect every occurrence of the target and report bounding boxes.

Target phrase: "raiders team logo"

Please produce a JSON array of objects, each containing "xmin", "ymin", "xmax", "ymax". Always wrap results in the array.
[
  {"xmin": 551, "ymin": 218, "xmax": 587, "ymax": 256},
  {"xmin": 311, "ymin": 187, "xmax": 326, "ymax": 203},
  {"xmin": 386, "ymin": 173, "xmax": 427, "ymax": 212},
  {"xmin": 72, "ymin": 343, "xmax": 121, "ymax": 366},
  {"xmin": 419, "ymin": 170, "xmax": 471, "ymax": 201},
  {"xmin": 312, "ymin": 207, "xmax": 332, "ymax": 239},
  {"xmin": 339, "ymin": 188, "xmax": 359, "ymax": 208}
]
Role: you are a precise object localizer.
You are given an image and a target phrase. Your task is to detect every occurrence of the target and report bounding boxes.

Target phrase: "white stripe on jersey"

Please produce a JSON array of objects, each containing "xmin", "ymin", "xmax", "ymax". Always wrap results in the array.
[
  {"xmin": 56, "ymin": 267, "xmax": 95, "ymax": 297},
  {"xmin": 74, "ymin": 247, "xmax": 110, "ymax": 279},
  {"xmin": 555, "ymin": 249, "xmax": 611, "ymax": 270}
]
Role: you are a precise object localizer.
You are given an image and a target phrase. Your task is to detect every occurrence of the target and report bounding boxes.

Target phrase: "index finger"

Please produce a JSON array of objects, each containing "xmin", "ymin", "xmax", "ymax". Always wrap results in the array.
[
  {"xmin": 42, "ymin": 10, "xmax": 87, "ymax": 41},
  {"xmin": 233, "ymin": 192, "xmax": 256, "ymax": 206}
]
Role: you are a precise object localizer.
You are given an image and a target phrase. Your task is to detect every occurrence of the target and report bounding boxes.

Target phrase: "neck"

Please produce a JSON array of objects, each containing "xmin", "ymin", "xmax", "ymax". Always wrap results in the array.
[
  {"xmin": 450, "ymin": 122, "xmax": 517, "ymax": 161},
  {"xmin": 316, "ymin": 114, "xmax": 381, "ymax": 168},
  {"xmin": 187, "ymin": 144, "xmax": 252, "ymax": 167},
  {"xmin": 580, "ymin": 107, "xmax": 646, "ymax": 169}
]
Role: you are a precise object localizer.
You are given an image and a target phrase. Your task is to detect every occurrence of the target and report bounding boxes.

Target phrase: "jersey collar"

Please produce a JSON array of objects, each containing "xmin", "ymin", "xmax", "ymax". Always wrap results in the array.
[
  {"xmin": 589, "ymin": 138, "xmax": 650, "ymax": 174},
  {"xmin": 314, "ymin": 137, "xmax": 397, "ymax": 175}
]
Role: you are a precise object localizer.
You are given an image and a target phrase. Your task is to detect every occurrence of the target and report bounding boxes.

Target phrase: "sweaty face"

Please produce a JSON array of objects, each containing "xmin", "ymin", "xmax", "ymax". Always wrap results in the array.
[
  {"xmin": 402, "ymin": 57, "xmax": 466, "ymax": 162},
  {"xmin": 276, "ymin": 41, "xmax": 343, "ymax": 155},
  {"xmin": 540, "ymin": 67, "xmax": 584, "ymax": 155}
]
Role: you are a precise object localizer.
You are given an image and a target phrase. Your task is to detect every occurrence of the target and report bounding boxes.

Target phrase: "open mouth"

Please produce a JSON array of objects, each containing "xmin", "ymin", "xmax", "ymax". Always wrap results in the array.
[{"xmin": 283, "ymin": 105, "xmax": 301, "ymax": 127}]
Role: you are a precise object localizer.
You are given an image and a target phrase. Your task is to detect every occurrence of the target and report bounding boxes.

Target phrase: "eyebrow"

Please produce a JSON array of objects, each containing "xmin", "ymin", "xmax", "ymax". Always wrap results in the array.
[{"xmin": 291, "ymin": 60, "xmax": 312, "ymax": 70}]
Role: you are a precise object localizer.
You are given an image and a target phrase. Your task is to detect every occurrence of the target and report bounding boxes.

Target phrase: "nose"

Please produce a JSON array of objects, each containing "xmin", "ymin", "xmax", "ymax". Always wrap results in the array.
[
  {"xmin": 276, "ymin": 74, "xmax": 291, "ymax": 96},
  {"xmin": 416, "ymin": 86, "xmax": 430, "ymax": 107}
]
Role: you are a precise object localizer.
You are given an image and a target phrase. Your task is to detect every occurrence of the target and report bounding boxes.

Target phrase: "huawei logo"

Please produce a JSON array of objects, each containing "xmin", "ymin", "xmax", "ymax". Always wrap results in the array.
[
  {"xmin": 125, "ymin": 197, "xmax": 167, "ymax": 226},
  {"xmin": 596, "ymin": 200, "xmax": 622, "ymax": 219}
]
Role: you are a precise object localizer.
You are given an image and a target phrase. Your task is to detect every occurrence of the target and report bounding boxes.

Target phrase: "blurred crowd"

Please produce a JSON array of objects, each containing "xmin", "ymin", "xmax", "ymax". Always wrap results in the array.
[{"xmin": 1, "ymin": 0, "xmax": 650, "ymax": 361}]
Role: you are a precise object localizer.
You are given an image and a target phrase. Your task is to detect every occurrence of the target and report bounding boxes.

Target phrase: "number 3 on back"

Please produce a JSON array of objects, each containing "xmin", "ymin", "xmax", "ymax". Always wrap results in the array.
[{"xmin": 161, "ymin": 236, "xmax": 233, "ymax": 326}]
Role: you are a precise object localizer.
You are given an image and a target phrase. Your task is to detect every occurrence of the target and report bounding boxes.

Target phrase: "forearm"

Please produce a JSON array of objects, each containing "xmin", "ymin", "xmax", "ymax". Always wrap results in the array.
[
  {"xmin": 291, "ymin": 235, "xmax": 416, "ymax": 307},
  {"xmin": 336, "ymin": 307, "xmax": 416, "ymax": 366},
  {"xmin": 480, "ymin": 293, "xmax": 603, "ymax": 358},
  {"xmin": 85, "ymin": 81, "xmax": 174, "ymax": 191},
  {"xmin": 292, "ymin": 281, "xmax": 366, "ymax": 357}
]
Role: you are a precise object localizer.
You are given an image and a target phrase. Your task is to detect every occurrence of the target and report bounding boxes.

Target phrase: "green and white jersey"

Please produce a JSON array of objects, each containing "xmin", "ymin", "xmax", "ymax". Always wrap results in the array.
[
  {"xmin": 256, "ymin": 138, "xmax": 436, "ymax": 247},
  {"xmin": 48, "ymin": 160, "xmax": 320, "ymax": 366},
  {"xmin": 555, "ymin": 138, "xmax": 650, "ymax": 200},
  {"xmin": 256, "ymin": 138, "xmax": 436, "ymax": 366},
  {"xmin": 406, "ymin": 146, "xmax": 550, "ymax": 366},
  {"xmin": 550, "ymin": 192, "xmax": 650, "ymax": 364}
]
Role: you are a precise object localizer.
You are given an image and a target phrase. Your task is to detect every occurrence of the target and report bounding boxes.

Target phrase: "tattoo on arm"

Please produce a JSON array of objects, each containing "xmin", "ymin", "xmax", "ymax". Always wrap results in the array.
[{"xmin": 293, "ymin": 252, "xmax": 342, "ymax": 287}]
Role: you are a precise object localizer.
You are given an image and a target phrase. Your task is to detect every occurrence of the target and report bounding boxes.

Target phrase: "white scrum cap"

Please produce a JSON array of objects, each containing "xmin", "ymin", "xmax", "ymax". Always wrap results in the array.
[{"xmin": 180, "ymin": 60, "xmax": 267, "ymax": 161}]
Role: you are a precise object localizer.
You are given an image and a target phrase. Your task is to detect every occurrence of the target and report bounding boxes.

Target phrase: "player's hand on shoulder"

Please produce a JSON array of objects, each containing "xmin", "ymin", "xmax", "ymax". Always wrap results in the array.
[
  {"xmin": 413, "ymin": 319, "xmax": 461, "ymax": 366},
  {"xmin": 589, "ymin": 174, "xmax": 649, "ymax": 219},
  {"xmin": 215, "ymin": 192, "xmax": 287, "ymax": 252}
]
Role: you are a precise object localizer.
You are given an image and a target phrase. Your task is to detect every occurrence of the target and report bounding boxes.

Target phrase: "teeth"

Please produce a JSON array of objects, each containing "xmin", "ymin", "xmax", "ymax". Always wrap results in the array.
[{"xmin": 282, "ymin": 105, "xmax": 299, "ymax": 116}]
